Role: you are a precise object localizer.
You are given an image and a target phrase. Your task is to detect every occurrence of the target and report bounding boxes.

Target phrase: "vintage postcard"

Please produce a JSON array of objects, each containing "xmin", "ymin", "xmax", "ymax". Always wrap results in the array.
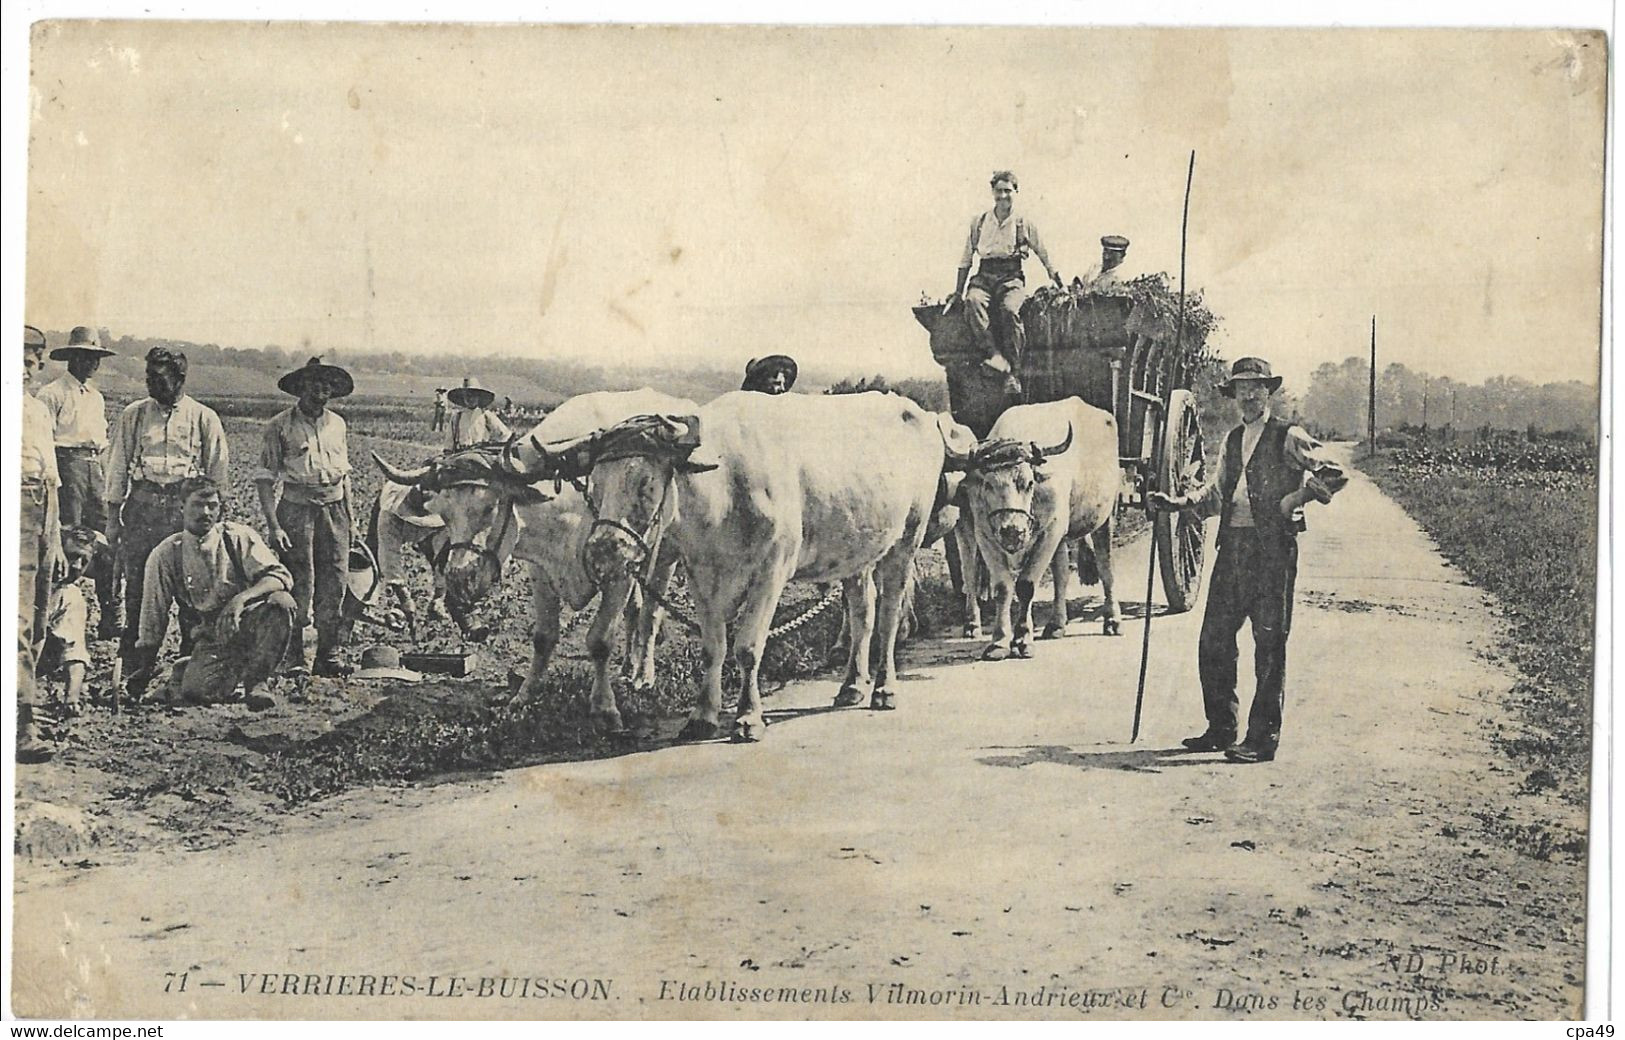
[{"xmin": 8, "ymin": 19, "xmax": 1607, "ymax": 1023}]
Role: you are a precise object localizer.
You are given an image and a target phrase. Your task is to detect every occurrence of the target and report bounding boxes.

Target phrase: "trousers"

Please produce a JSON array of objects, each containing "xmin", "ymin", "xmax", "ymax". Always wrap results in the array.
[
  {"xmin": 171, "ymin": 593, "xmax": 296, "ymax": 703},
  {"xmin": 1197, "ymin": 528, "xmax": 1298, "ymax": 749},
  {"xmin": 17, "ymin": 485, "xmax": 51, "ymax": 713},
  {"xmin": 964, "ymin": 269, "xmax": 1027, "ymax": 362},
  {"xmin": 276, "ymin": 495, "xmax": 351, "ymax": 657},
  {"xmin": 118, "ymin": 486, "xmax": 198, "ymax": 659}
]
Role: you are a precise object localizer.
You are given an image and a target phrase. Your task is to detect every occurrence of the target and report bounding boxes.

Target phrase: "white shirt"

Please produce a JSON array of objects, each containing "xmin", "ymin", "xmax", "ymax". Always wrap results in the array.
[
  {"xmin": 960, "ymin": 209, "xmax": 1050, "ymax": 265},
  {"xmin": 1081, "ymin": 261, "xmax": 1133, "ymax": 291},
  {"xmin": 448, "ymin": 408, "xmax": 512, "ymax": 449},
  {"xmin": 105, "ymin": 395, "xmax": 229, "ymax": 501},
  {"xmin": 34, "ymin": 374, "xmax": 109, "ymax": 449},
  {"xmin": 20, "ymin": 393, "xmax": 61, "ymax": 487},
  {"xmin": 1227, "ymin": 416, "xmax": 1269, "ymax": 527},
  {"xmin": 258, "ymin": 405, "xmax": 352, "ymax": 504}
]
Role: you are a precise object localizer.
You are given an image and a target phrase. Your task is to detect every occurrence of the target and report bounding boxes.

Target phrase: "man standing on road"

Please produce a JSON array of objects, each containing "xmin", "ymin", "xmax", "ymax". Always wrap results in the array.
[
  {"xmin": 36, "ymin": 325, "xmax": 121, "ymax": 639},
  {"xmin": 257, "ymin": 357, "xmax": 356, "ymax": 677},
  {"xmin": 127, "ymin": 478, "xmax": 296, "ymax": 710},
  {"xmin": 19, "ymin": 326, "xmax": 66, "ymax": 762},
  {"xmin": 952, "ymin": 170, "xmax": 1064, "ymax": 396},
  {"xmin": 104, "ymin": 346, "xmax": 229, "ymax": 667},
  {"xmin": 1148, "ymin": 357, "xmax": 1348, "ymax": 764}
]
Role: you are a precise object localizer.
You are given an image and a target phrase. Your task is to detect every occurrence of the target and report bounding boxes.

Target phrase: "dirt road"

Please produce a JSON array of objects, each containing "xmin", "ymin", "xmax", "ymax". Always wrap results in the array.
[{"xmin": 11, "ymin": 448, "xmax": 1587, "ymax": 1020}]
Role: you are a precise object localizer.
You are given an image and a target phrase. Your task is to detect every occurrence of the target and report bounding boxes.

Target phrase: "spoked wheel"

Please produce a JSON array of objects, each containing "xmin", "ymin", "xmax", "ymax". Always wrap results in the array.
[{"xmin": 1154, "ymin": 389, "xmax": 1206, "ymax": 613}]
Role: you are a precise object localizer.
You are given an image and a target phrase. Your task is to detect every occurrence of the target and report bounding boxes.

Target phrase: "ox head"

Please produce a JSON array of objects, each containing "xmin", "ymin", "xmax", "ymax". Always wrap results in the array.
[
  {"xmin": 959, "ymin": 423, "xmax": 1073, "ymax": 556},
  {"xmin": 575, "ymin": 414, "xmax": 713, "ymax": 585},
  {"xmin": 373, "ymin": 444, "xmax": 553, "ymax": 615}
]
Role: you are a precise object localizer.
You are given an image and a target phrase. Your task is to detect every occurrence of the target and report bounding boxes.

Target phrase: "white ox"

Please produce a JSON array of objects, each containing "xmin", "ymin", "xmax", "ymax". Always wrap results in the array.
[
  {"xmin": 959, "ymin": 397, "xmax": 1122, "ymax": 660},
  {"xmin": 550, "ymin": 390, "xmax": 977, "ymax": 743},
  {"xmin": 375, "ymin": 389, "xmax": 698, "ymax": 733}
]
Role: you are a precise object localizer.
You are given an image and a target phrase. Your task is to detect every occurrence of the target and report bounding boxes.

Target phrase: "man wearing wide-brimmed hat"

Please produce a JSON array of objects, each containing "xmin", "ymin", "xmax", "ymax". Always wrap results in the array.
[
  {"xmin": 1149, "ymin": 357, "xmax": 1348, "ymax": 764},
  {"xmin": 257, "ymin": 356, "xmax": 357, "ymax": 677},
  {"xmin": 740, "ymin": 355, "xmax": 798, "ymax": 394},
  {"xmin": 19, "ymin": 326, "xmax": 65, "ymax": 761},
  {"xmin": 36, "ymin": 325, "xmax": 120, "ymax": 637},
  {"xmin": 105, "ymin": 345, "xmax": 229, "ymax": 665},
  {"xmin": 445, "ymin": 377, "xmax": 512, "ymax": 449}
]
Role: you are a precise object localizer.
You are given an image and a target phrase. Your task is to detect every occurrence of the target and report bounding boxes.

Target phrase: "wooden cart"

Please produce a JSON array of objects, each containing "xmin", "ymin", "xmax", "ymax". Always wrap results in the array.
[{"xmin": 913, "ymin": 288, "xmax": 1208, "ymax": 613}]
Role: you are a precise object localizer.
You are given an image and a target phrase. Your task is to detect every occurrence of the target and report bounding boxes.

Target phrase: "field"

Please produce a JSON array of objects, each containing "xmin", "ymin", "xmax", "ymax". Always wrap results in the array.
[
  {"xmin": 17, "ymin": 408, "xmax": 968, "ymax": 854},
  {"xmin": 1357, "ymin": 438, "xmax": 1599, "ymax": 860}
]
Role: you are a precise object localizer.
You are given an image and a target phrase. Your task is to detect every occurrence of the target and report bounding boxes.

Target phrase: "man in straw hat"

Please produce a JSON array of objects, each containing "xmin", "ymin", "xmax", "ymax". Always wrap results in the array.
[
  {"xmin": 19, "ymin": 326, "xmax": 66, "ymax": 761},
  {"xmin": 257, "ymin": 357, "xmax": 357, "ymax": 677},
  {"xmin": 1149, "ymin": 357, "xmax": 1348, "ymax": 764},
  {"xmin": 126, "ymin": 478, "xmax": 295, "ymax": 711},
  {"xmin": 36, "ymin": 325, "xmax": 120, "ymax": 637},
  {"xmin": 445, "ymin": 376, "xmax": 512, "ymax": 449},
  {"xmin": 104, "ymin": 345, "xmax": 229, "ymax": 664},
  {"xmin": 740, "ymin": 354, "xmax": 798, "ymax": 394}
]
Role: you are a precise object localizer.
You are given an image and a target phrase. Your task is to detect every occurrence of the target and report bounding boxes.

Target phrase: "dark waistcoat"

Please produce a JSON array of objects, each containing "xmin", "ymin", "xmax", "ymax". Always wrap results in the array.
[{"xmin": 1219, "ymin": 418, "xmax": 1304, "ymax": 554}]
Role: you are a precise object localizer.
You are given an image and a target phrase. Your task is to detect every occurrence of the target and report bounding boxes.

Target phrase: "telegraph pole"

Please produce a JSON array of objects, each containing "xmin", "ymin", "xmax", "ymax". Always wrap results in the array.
[
  {"xmin": 1367, "ymin": 315, "xmax": 1377, "ymax": 455},
  {"xmin": 1422, "ymin": 374, "xmax": 1430, "ymax": 436}
]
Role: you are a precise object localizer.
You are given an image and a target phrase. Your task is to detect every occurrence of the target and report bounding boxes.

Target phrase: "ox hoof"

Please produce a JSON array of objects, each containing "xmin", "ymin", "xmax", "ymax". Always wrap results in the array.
[
  {"xmin": 1103, "ymin": 618, "xmax": 1123, "ymax": 636},
  {"xmin": 833, "ymin": 686, "xmax": 866, "ymax": 708},
  {"xmin": 591, "ymin": 711, "xmax": 627, "ymax": 737},
  {"xmin": 1039, "ymin": 621, "xmax": 1068, "ymax": 640},
  {"xmin": 981, "ymin": 644, "xmax": 1009, "ymax": 662},
  {"xmin": 677, "ymin": 718, "xmax": 721, "ymax": 743},
  {"xmin": 731, "ymin": 715, "xmax": 766, "ymax": 743},
  {"xmin": 869, "ymin": 689, "xmax": 896, "ymax": 711},
  {"xmin": 1012, "ymin": 640, "xmax": 1033, "ymax": 659},
  {"xmin": 963, "ymin": 624, "xmax": 983, "ymax": 640}
]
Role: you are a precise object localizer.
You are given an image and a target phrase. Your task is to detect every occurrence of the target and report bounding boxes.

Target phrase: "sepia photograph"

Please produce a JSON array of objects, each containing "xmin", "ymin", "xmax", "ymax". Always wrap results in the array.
[{"xmin": 6, "ymin": 9, "xmax": 1610, "ymax": 1024}]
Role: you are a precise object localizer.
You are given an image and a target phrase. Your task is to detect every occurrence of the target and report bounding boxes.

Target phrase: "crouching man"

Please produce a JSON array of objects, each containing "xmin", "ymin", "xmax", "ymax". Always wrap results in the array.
[{"xmin": 126, "ymin": 477, "xmax": 296, "ymax": 711}]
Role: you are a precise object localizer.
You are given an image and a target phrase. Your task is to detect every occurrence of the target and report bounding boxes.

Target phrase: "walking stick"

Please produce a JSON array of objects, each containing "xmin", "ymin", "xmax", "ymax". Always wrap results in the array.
[{"xmin": 1131, "ymin": 149, "xmax": 1196, "ymax": 743}]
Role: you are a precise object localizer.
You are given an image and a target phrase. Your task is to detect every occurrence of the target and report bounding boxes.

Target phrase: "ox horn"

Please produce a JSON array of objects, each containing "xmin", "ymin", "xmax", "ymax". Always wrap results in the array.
[
  {"xmin": 1033, "ymin": 423, "xmax": 1074, "ymax": 460},
  {"xmin": 373, "ymin": 451, "xmax": 432, "ymax": 485}
]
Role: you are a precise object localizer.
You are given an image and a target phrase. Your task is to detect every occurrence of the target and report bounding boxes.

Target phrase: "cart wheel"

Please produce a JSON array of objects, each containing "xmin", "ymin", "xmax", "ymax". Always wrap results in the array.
[{"xmin": 1155, "ymin": 388, "xmax": 1206, "ymax": 613}]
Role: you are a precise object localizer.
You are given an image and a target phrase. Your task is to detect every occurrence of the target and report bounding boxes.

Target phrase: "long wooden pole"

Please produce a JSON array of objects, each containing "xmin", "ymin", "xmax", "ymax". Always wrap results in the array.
[
  {"xmin": 1132, "ymin": 148, "xmax": 1195, "ymax": 744},
  {"xmin": 1368, "ymin": 315, "xmax": 1377, "ymax": 455}
]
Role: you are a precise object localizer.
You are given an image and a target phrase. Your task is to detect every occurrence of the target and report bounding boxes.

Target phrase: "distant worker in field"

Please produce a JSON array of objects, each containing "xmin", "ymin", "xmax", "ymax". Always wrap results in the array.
[
  {"xmin": 432, "ymin": 387, "xmax": 449, "ymax": 432},
  {"xmin": 740, "ymin": 355, "xmax": 798, "ymax": 394},
  {"xmin": 952, "ymin": 170, "xmax": 1064, "ymax": 396},
  {"xmin": 36, "ymin": 326, "xmax": 121, "ymax": 639},
  {"xmin": 446, "ymin": 377, "xmax": 512, "ymax": 448},
  {"xmin": 126, "ymin": 478, "xmax": 296, "ymax": 710},
  {"xmin": 1148, "ymin": 357, "xmax": 1348, "ymax": 765},
  {"xmin": 1081, "ymin": 235, "xmax": 1133, "ymax": 292},
  {"xmin": 19, "ymin": 325, "xmax": 65, "ymax": 762},
  {"xmin": 257, "ymin": 356, "xmax": 356, "ymax": 677},
  {"xmin": 104, "ymin": 346, "xmax": 229, "ymax": 665}
]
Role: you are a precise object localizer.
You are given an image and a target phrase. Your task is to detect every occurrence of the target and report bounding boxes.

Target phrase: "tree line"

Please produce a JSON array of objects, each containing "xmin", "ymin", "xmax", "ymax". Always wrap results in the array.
[{"xmin": 1299, "ymin": 357, "xmax": 1597, "ymax": 440}]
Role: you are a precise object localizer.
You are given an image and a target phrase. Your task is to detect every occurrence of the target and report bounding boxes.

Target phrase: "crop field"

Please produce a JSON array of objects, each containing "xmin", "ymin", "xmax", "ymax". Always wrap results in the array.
[
  {"xmin": 19, "ymin": 408, "xmax": 970, "ymax": 853},
  {"xmin": 19, "ymin": 389, "xmax": 1174, "ymax": 860},
  {"xmin": 1357, "ymin": 438, "xmax": 1599, "ymax": 860}
]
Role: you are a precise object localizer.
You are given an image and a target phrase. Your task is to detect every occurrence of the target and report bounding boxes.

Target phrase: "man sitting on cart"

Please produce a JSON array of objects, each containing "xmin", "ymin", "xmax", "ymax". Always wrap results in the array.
[{"xmin": 952, "ymin": 169, "xmax": 1064, "ymax": 396}]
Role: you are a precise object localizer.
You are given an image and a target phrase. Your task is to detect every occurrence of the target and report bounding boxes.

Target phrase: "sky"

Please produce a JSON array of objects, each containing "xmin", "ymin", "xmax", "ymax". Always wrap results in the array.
[{"xmin": 20, "ymin": 22, "xmax": 1608, "ymax": 395}]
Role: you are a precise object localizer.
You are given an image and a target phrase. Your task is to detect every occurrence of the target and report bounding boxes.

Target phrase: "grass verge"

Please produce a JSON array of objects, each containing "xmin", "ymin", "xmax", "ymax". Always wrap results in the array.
[{"xmin": 1357, "ymin": 453, "xmax": 1598, "ymax": 852}]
